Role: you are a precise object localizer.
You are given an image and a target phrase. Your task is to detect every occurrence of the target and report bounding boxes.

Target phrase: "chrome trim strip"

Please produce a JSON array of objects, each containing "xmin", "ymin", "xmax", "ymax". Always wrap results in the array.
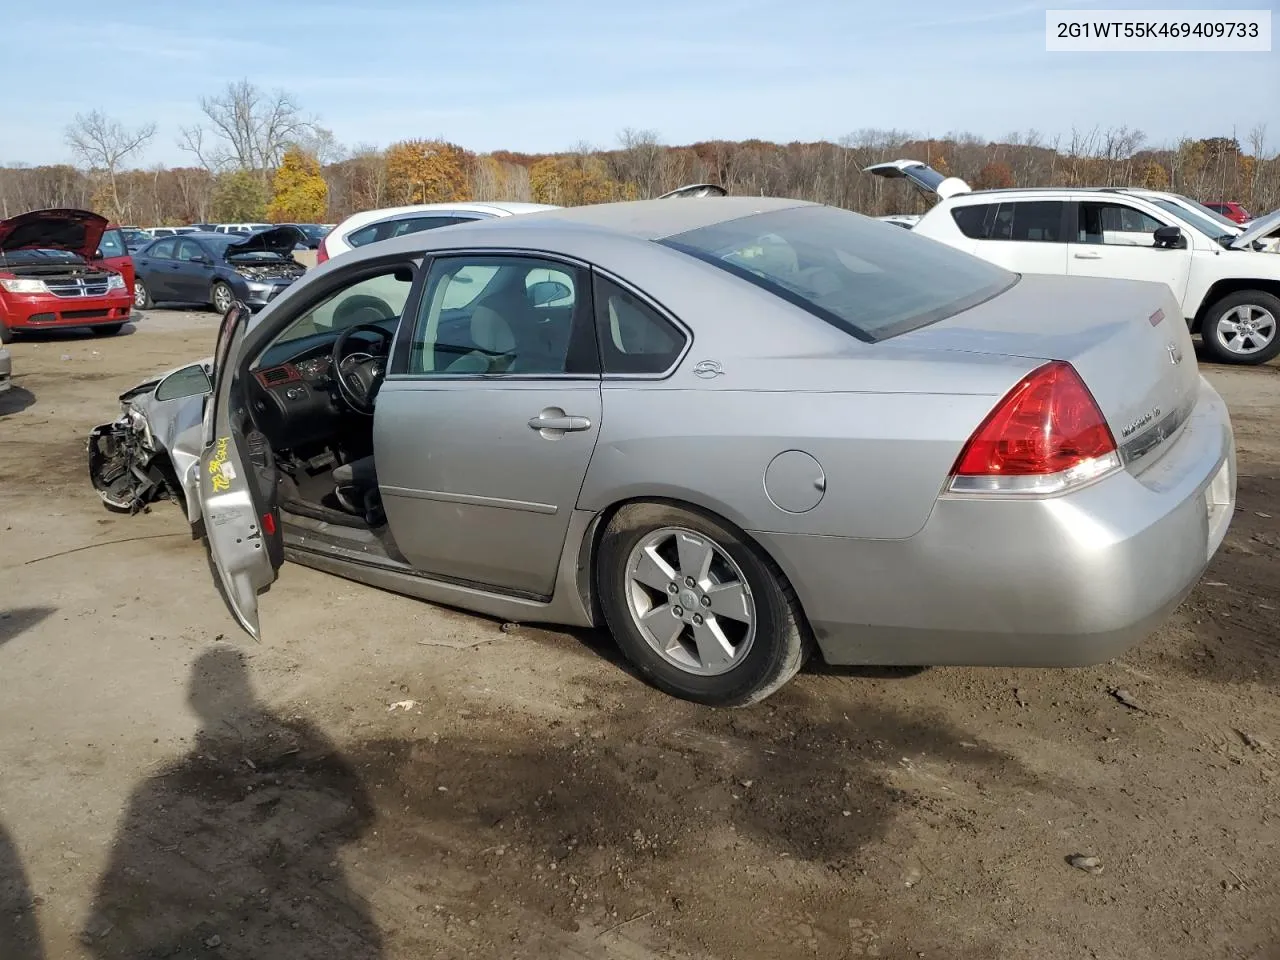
[{"xmin": 380, "ymin": 485, "xmax": 558, "ymax": 515}]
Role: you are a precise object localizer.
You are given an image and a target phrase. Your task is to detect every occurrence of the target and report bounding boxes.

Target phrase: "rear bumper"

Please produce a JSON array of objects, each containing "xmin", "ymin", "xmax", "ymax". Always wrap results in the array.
[
  {"xmin": 2, "ymin": 291, "xmax": 132, "ymax": 329},
  {"xmin": 756, "ymin": 377, "xmax": 1236, "ymax": 667}
]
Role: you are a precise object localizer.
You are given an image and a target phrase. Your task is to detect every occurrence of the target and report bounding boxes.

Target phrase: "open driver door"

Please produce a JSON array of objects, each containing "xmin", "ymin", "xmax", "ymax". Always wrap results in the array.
[{"xmin": 197, "ymin": 301, "xmax": 284, "ymax": 638}]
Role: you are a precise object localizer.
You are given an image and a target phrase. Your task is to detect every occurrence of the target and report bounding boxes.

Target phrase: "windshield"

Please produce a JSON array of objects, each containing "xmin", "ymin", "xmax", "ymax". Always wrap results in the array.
[
  {"xmin": 661, "ymin": 205, "xmax": 1016, "ymax": 341},
  {"xmin": 1171, "ymin": 195, "xmax": 1241, "ymax": 230},
  {"xmin": 1148, "ymin": 199, "xmax": 1236, "ymax": 242}
]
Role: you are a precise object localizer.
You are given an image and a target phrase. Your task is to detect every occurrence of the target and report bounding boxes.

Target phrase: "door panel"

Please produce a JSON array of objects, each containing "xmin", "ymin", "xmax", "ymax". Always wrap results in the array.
[
  {"xmin": 373, "ymin": 382, "xmax": 601, "ymax": 596},
  {"xmin": 377, "ymin": 251, "xmax": 602, "ymax": 598},
  {"xmin": 173, "ymin": 239, "xmax": 214, "ymax": 302},
  {"xmin": 140, "ymin": 238, "xmax": 177, "ymax": 298},
  {"xmin": 1067, "ymin": 201, "xmax": 1193, "ymax": 300},
  {"xmin": 198, "ymin": 303, "xmax": 284, "ymax": 636}
]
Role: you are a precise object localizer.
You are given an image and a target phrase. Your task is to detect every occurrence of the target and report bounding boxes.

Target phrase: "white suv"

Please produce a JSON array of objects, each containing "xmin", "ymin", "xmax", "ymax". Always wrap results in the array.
[{"xmin": 868, "ymin": 160, "xmax": 1280, "ymax": 365}]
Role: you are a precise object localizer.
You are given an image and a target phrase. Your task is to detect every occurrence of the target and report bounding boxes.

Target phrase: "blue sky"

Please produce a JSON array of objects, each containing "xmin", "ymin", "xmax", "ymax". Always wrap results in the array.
[{"xmin": 3, "ymin": 0, "xmax": 1276, "ymax": 167}]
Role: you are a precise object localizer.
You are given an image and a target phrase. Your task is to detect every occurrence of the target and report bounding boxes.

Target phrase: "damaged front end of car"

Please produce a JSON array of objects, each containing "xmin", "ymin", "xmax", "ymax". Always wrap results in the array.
[{"xmin": 87, "ymin": 359, "xmax": 213, "ymax": 519}]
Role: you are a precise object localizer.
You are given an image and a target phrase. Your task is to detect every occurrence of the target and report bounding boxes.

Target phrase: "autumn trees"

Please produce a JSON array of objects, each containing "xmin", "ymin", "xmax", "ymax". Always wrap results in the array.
[
  {"xmin": 267, "ymin": 147, "xmax": 329, "ymax": 223},
  {"xmin": 384, "ymin": 140, "xmax": 469, "ymax": 205},
  {"xmin": 13, "ymin": 104, "xmax": 1280, "ymax": 229}
]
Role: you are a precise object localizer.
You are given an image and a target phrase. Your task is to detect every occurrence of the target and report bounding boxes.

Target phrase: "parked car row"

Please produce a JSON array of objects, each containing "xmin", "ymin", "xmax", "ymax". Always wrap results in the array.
[{"xmin": 867, "ymin": 159, "xmax": 1280, "ymax": 365}]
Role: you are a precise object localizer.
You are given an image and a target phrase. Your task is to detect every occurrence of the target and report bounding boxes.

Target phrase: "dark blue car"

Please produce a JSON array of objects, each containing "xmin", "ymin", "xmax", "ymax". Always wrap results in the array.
[{"xmin": 132, "ymin": 226, "xmax": 307, "ymax": 313}]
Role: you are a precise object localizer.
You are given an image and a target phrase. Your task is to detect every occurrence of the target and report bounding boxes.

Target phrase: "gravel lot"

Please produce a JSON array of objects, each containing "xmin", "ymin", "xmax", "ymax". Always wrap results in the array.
[{"xmin": 1, "ymin": 310, "xmax": 1278, "ymax": 960}]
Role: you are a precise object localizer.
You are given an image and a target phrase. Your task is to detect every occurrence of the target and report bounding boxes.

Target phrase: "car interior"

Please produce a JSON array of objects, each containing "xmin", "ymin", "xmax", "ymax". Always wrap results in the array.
[{"xmin": 243, "ymin": 257, "xmax": 590, "ymax": 549}]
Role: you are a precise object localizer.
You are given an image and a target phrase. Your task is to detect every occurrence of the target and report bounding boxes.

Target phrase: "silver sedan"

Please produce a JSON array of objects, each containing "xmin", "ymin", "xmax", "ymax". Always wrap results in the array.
[{"xmin": 99, "ymin": 197, "xmax": 1237, "ymax": 705}]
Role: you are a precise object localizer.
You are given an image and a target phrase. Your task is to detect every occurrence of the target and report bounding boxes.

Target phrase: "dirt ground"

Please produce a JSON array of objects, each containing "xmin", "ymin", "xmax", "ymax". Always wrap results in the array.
[{"xmin": 1, "ymin": 310, "xmax": 1277, "ymax": 960}]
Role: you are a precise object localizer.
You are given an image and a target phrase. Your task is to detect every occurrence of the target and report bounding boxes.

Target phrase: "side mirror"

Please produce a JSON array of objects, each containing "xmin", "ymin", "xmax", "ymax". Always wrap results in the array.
[
  {"xmin": 1153, "ymin": 225, "xmax": 1185, "ymax": 249},
  {"xmin": 528, "ymin": 280, "xmax": 571, "ymax": 307},
  {"xmin": 155, "ymin": 363, "xmax": 213, "ymax": 401}
]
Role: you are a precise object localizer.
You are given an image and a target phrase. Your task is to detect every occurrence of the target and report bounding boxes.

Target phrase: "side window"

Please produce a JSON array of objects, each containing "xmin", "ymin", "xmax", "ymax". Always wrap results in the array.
[
  {"xmin": 274, "ymin": 270, "xmax": 416, "ymax": 345},
  {"xmin": 1077, "ymin": 202, "xmax": 1164, "ymax": 246},
  {"xmin": 389, "ymin": 216, "xmax": 469, "ymax": 238},
  {"xmin": 951, "ymin": 204, "xmax": 997, "ymax": 240},
  {"xmin": 593, "ymin": 276, "xmax": 687, "ymax": 375},
  {"xmin": 995, "ymin": 201, "xmax": 1064, "ymax": 242},
  {"xmin": 97, "ymin": 229, "xmax": 126, "ymax": 259},
  {"xmin": 177, "ymin": 239, "xmax": 205, "ymax": 262},
  {"xmin": 346, "ymin": 223, "xmax": 381, "ymax": 247},
  {"xmin": 149, "ymin": 238, "xmax": 176, "ymax": 260},
  {"xmin": 408, "ymin": 255, "xmax": 596, "ymax": 377}
]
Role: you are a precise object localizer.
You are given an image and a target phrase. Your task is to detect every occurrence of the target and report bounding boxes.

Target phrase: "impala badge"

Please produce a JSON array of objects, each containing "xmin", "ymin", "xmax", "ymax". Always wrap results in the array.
[
  {"xmin": 692, "ymin": 359, "xmax": 724, "ymax": 379},
  {"xmin": 1167, "ymin": 342, "xmax": 1183, "ymax": 365}
]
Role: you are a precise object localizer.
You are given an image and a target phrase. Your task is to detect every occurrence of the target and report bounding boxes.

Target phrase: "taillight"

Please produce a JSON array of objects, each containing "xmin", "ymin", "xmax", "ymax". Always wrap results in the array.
[
  {"xmin": 316, "ymin": 234, "xmax": 329, "ymax": 264},
  {"xmin": 948, "ymin": 360, "xmax": 1120, "ymax": 495}
]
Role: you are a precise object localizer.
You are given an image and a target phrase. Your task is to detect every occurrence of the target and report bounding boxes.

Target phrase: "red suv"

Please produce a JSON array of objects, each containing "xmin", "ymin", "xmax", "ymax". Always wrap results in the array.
[
  {"xmin": 1204, "ymin": 201, "xmax": 1252, "ymax": 224},
  {"xmin": 0, "ymin": 209, "xmax": 134, "ymax": 342}
]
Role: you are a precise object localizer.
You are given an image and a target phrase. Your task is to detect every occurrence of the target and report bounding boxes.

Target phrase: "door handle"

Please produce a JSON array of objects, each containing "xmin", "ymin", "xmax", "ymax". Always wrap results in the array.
[
  {"xmin": 1073, "ymin": 251, "xmax": 1102, "ymax": 260},
  {"xmin": 528, "ymin": 414, "xmax": 592, "ymax": 432}
]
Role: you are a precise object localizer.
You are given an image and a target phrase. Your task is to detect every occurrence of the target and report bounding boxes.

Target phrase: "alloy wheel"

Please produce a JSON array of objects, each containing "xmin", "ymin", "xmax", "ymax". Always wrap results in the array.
[
  {"xmin": 212, "ymin": 284, "xmax": 233, "ymax": 314},
  {"xmin": 1216, "ymin": 304, "xmax": 1277, "ymax": 356},
  {"xmin": 623, "ymin": 526, "xmax": 756, "ymax": 676},
  {"xmin": 133, "ymin": 281, "xmax": 148, "ymax": 309}
]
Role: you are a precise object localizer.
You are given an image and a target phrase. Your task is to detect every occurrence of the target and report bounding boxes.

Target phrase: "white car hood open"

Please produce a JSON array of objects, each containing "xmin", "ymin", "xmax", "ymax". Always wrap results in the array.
[
  {"xmin": 1230, "ymin": 208, "xmax": 1280, "ymax": 250},
  {"xmin": 864, "ymin": 159, "xmax": 972, "ymax": 200}
]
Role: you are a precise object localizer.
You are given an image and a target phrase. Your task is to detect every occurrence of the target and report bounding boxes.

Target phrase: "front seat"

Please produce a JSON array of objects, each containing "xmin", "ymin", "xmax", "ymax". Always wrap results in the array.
[
  {"xmin": 333, "ymin": 455, "xmax": 382, "ymax": 525},
  {"xmin": 444, "ymin": 300, "xmax": 518, "ymax": 373}
]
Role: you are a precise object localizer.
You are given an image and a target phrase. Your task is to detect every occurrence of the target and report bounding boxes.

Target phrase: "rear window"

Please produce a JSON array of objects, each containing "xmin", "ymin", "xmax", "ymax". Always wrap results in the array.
[{"xmin": 661, "ymin": 205, "xmax": 1016, "ymax": 342}]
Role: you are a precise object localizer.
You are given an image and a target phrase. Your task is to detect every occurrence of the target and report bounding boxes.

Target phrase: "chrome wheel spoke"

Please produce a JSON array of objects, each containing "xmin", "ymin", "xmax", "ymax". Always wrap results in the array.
[
  {"xmin": 622, "ymin": 525, "xmax": 758, "ymax": 677},
  {"xmin": 632, "ymin": 545, "xmax": 676, "ymax": 593},
  {"xmin": 705, "ymin": 580, "xmax": 751, "ymax": 624},
  {"xmin": 640, "ymin": 604, "xmax": 684, "ymax": 650},
  {"xmin": 691, "ymin": 618, "xmax": 736, "ymax": 669},
  {"xmin": 675, "ymin": 532, "xmax": 714, "ymax": 584}
]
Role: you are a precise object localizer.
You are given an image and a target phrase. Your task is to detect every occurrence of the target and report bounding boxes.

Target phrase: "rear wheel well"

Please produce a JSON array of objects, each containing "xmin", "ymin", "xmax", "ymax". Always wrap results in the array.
[
  {"xmin": 577, "ymin": 496, "xmax": 815, "ymax": 642},
  {"xmin": 1193, "ymin": 278, "xmax": 1280, "ymax": 332}
]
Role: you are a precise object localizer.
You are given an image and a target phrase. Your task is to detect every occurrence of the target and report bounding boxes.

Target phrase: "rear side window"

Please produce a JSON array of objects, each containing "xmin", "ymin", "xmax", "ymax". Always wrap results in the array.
[
  {"xmin": 952, "ymin": 204, "xmax": 997, "ymax": 239},
  {"xmin": 348, "ymin": 216, "xmax": 469, "ymax": 248},
  {"xmin": 148, "ymin": 238, "xmax": 176, "ymax": 259},
  {"xmin": 662, "ymin": 205, "xmax": 1016, "ymax": 342},
  {"xmin": 952, "ymin": 201, "xmax": 1064, "ymax": 242},
  {"xmin": 593, "ymin": 276, "xmax": 686, "ymax": 374}
]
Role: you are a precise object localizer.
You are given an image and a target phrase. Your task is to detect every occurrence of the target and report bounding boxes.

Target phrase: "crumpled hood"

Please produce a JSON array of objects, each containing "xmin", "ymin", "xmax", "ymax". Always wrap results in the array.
[
  {"xmin": 0, "ymin": 208, "xmax": 109, "ymax": 258},
  {"xmin": 227, "ymin": 225, "xmax": 306, "ymax": 257}
]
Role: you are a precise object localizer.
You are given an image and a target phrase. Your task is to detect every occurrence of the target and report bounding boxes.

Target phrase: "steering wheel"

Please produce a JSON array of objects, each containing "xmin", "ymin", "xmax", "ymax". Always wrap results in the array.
[{"xmin": 332, "ymin": 321, "xmax": 393, "ymax": 415}]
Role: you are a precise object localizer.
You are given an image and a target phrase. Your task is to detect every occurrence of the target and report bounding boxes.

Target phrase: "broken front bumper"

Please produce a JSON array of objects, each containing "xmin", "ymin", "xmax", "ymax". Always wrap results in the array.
[{"xmin": 87, "ymin": 414, "xmax": 180, "ymax": 514}]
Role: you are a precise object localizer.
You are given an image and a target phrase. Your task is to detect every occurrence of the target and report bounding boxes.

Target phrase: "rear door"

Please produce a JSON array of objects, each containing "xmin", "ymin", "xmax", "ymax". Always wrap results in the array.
[
  {"xmin": 1067, "ymin": 200, "xmax": 1193, "ymax": 301},
  {"xmin": 947, "ymin": 200, "xmax": 1070, "ymax": 274},
  {"xmin": 137, "ymin": 238, "xmax": 178, "ymax": 299},
  {"xmin": 198, "ymin": 302, "xmax": 284, "ymax": 637},
  {"xmin": 172, "ymin": 238, "xmax": 216, "ymax": 302}
]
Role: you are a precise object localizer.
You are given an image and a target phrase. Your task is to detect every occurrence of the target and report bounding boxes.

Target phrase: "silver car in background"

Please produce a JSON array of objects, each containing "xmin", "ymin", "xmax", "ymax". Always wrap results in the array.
[{"xmin": 100, "ymin": 198, "xmax": 1236, "ymax": 706}]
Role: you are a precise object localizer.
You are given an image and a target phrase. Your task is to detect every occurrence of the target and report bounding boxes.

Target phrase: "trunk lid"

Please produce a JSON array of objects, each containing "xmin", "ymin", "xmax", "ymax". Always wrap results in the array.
[
  {"xmin": 864, "ymin": 159, "xmax": 972, "ymax": 200},
  {"xmin": 893, "ymin": 274, "xmax": 1200, "ymax": 471}
]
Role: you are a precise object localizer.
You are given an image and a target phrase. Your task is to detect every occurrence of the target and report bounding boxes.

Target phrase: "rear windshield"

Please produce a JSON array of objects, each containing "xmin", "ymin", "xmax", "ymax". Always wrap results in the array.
[{"xmin": 660, "ymin": 205, "xmax": 1016, "ymax": 341}]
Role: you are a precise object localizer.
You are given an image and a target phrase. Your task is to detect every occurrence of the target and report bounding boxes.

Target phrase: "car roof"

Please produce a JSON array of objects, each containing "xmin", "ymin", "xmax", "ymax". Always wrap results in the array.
[
  {"xmin": 327, "ymin": 196, "xmax": 816, "ymax": 270},
  {"xmin": 476, "ymin": 196, "xmax": 813, "ymax": 239}
]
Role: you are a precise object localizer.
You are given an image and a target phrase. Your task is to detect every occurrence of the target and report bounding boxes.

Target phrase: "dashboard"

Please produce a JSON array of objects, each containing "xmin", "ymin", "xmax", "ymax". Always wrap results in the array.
[{"xmin": 247, "ymin": 321, "xmax": 395, "ymax": 449}]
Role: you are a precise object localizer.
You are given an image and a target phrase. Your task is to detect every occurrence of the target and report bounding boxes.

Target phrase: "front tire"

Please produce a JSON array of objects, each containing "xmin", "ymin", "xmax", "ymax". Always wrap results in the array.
[
  {"xmin": 133, "ymin": 279, "xmax": 152, "ymax": 309},
  {"xmin": 211, "ymin": 281, "xmax": 234, "ymax": 315},
  {"xmin": 597, "ymin": 502, "xmax": 811, "ymax": 706},
  {"xmin": 91, "ymin": 323, "xmax": 125, "ymax": 337},
  {"xmin": 1201, "ymin": 290, "xmax": 1280, "ymax": 365}
]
